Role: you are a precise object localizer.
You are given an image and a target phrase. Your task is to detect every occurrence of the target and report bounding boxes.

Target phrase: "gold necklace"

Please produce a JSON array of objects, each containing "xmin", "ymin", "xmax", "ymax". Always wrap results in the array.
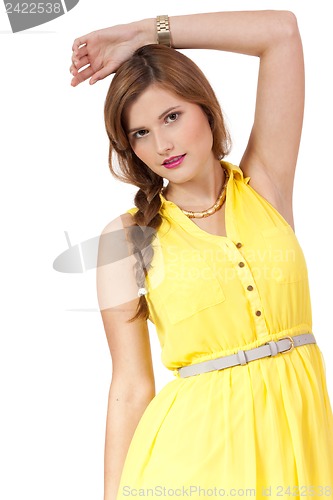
[{"xmin": 160, "ymin": 163, "xmax": 229, "ymax": 219}]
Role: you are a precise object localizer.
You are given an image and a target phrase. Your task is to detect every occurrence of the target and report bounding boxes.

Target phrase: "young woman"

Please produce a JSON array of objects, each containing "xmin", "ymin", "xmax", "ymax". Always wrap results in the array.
[{"xmin": 70, "ymin": 11, "xmax": 333, "ymax": 500}]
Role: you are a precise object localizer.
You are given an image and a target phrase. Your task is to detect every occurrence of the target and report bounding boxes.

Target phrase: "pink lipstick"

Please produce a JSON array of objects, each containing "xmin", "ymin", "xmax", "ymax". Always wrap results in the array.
[{"xmin": 162, "ymin": 154, "xmax": 186, "ymax": 169}]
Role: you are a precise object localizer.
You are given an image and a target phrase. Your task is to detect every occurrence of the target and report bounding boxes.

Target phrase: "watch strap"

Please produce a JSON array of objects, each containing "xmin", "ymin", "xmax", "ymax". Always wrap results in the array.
[{"xmin": 156, "ymin": 15, "xmax": 171, "ymax": 47}]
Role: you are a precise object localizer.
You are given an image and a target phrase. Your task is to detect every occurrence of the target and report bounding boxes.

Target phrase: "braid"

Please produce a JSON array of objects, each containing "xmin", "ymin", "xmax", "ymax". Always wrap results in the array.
[
  {"xmin": 126, "ymin": 182, "xmax": 164, "ymax": 323},
  {"xmin": 104, "ymin": 45, "xmax": 232, "ymax": 323}
]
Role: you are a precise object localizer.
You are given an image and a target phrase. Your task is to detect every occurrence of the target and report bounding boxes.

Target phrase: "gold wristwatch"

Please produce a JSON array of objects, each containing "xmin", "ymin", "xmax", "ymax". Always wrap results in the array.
[{"xmin": 156, "ymin": 15, "xmax": 171, "ymax": 47}]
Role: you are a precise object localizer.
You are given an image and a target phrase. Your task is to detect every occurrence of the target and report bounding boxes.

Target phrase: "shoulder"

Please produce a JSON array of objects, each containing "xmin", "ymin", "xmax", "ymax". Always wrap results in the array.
[
  {"xmin": 100, "ymin": 210, "xmax": 137, "ymax": 237},
  {"xmin": 98, "ymin": 212, "xmax": 138, "ymax": 262},
  {"xmin": 121, "ymin": 210, "xmax": 138, "ymax": 227}
]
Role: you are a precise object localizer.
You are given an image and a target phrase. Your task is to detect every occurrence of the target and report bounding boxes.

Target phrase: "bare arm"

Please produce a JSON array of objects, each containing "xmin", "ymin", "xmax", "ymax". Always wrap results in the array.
[
  {"xmin": 163, "ymin": 11, "xmax": 305, "ymax": 202},
  {"xmin": 104, "ymin": 382, "xmax": 154, "ymax": 500},
  {"xmin": 97, "ymin": 215, "xmax": 155, "ymax": 500}
]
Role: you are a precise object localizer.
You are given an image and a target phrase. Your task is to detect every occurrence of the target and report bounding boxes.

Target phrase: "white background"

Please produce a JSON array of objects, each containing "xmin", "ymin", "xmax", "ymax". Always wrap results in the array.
[{"xmin": 0, "ymin": 1, "xmax": 332, "ymax": 498}]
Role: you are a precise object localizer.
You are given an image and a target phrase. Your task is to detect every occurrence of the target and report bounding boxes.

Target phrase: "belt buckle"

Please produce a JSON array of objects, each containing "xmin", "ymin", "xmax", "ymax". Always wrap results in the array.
[{"xmin": 280, "ymin": 335, "xmax": 294, "ymax": 353}]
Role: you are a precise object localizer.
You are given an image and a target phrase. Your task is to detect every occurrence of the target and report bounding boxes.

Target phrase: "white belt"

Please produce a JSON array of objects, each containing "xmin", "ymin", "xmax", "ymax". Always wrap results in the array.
[{"xmin": 177, "ymin": 333, "xmax": 316, "ymax": 378}]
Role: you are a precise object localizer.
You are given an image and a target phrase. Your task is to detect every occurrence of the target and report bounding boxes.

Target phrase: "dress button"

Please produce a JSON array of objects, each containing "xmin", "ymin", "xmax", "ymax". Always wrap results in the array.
[
  {"xmin": 247, "ymin": 285, "xmax": 254, "ymax": 291},
  {"xmin": 238, "ymin": 262, "xmax": 245, "ymax": 268},
  {"xmin": 255, "ymin": 310, "xmax": 262, "ymax": 316},
  {"xmin": 236, "ymin": 242, "xmax": 242, "ymax": 248}
]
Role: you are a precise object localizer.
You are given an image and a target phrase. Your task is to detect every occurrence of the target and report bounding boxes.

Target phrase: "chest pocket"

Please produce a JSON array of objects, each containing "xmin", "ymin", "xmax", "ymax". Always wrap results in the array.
[
  {"xmin": 260, "ymin": 224, "xmax": 308, "ymax": 284},
  {"xmin": 154, "ymin": 257, "xmax": 226, "ymax": 325}
]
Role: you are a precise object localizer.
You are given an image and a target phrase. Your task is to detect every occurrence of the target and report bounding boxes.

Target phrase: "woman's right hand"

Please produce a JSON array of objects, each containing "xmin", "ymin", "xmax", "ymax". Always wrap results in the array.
[{"xmin": 69, "ymin": 19, "xmax": 154, "ymax": 87}]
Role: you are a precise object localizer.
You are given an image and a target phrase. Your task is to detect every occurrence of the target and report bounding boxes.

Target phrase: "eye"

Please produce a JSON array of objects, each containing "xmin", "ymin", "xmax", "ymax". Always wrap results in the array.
[
  {"xmin": 133, "ymin": 129, "xmax": 148, "ymax": 139},
  {"xmin": 165, "ymin": 112, "xmax": 180, "ymax": 123}
]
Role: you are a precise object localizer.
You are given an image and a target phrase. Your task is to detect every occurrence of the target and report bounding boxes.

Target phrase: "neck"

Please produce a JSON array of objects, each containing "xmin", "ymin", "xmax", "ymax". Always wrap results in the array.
[{"xmin": 163, "ymin": 159, "xmax": 226, "ymax": 210}]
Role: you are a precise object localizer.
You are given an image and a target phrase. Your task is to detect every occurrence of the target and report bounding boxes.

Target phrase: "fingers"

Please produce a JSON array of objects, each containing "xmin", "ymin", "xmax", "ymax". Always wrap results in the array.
[
  {"xmin": 71, "ymin": 65, "xmax": 95, "ymax": 87},
  {"xmin": 71, "ymin": 60, "xmax": 118, "ymax": 87},
  {"xmin": 72, "ymin": 35, "xmax": 88, "ymax": 53},
  {"xmin": 72, "ymin": 55, "xmax": 90, "ymax": 72},
  {"xmin": 89, "ymin": 64, "xmax": 115, "ymax": 84},
  {"xmin": 69, "ymin": 59, "xmax": 78, "ymax": 78},
  {"xmin": 73, "ymin": 44, "xmax": 88, "ymax": 59},
  {"xmin": 69, "ymin": 48, "xmax": 90, "ymax": 84},
  {"xmin": 70, "ymin": 30, "xmax": 117, "ymax": 86},
  {"xmin": 71, "ymin": 44, "xmax": 88, "ymax": 67}
]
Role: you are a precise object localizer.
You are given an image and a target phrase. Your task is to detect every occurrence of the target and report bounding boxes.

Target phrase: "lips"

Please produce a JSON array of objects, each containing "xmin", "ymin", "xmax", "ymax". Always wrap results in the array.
[{"xmin": 162, "ymin": 154, "xmax": 186, "ymax": 168}]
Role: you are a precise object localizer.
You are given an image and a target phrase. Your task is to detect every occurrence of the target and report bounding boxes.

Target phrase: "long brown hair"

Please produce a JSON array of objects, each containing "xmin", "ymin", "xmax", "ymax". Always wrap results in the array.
[{"xmin": 104, "ymin": 44, "xmax": 231, "ymax": 323}]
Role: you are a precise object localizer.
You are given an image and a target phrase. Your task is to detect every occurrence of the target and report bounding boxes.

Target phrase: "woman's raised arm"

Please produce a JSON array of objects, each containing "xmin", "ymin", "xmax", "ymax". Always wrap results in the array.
[{"xmin": 154, "ymin": 11, "xmax": 305, "ymax": 199}]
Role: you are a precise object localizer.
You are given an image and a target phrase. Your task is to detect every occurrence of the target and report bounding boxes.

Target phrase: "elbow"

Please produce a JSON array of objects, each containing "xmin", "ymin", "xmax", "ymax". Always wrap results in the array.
[
  {"xmin": 260, "ymin": 10, "xmax": 301, "ymax": 57},
  {"xmin": 110, "ymin": 375, "xmax": 155, "ymax": 403},
  {"xmin": 276, "ymin": 10, "xmax": 300, "ymax": 39}
]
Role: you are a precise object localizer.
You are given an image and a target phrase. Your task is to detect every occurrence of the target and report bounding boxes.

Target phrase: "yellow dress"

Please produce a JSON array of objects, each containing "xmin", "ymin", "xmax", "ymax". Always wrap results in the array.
[{"xmin": 117, "ymin": 161, "xmax": 333, "ymax": 499}]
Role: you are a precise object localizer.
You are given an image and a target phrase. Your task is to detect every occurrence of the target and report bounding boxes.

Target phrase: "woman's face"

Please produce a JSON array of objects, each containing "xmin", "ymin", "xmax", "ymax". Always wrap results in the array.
[{"xmin": 124, "ymin": 84, "xmax": 216, "ymax": 183}]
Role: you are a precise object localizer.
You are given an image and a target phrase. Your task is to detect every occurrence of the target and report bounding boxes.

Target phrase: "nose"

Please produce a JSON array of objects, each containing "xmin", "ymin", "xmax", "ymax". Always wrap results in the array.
[{"xmin": 154, "ymin": 130, "xmax": 173, "ymax": 156}]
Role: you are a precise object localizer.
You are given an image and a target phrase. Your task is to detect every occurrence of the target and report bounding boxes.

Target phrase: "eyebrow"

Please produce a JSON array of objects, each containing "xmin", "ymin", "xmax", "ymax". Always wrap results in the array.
[{"xmin": 127, "ymin": 106, "xmax": 181, "ymax": 134}]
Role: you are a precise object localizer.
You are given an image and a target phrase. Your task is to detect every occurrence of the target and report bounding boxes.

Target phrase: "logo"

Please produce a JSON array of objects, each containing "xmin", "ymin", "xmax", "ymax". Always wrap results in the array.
[
  {"xmin": 53, "ymin": 227, "xmax": 165, "ymax": 311},
  {"xmin": 3, "ymin": 0, "xmax": 80, "ymax": 33}
]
